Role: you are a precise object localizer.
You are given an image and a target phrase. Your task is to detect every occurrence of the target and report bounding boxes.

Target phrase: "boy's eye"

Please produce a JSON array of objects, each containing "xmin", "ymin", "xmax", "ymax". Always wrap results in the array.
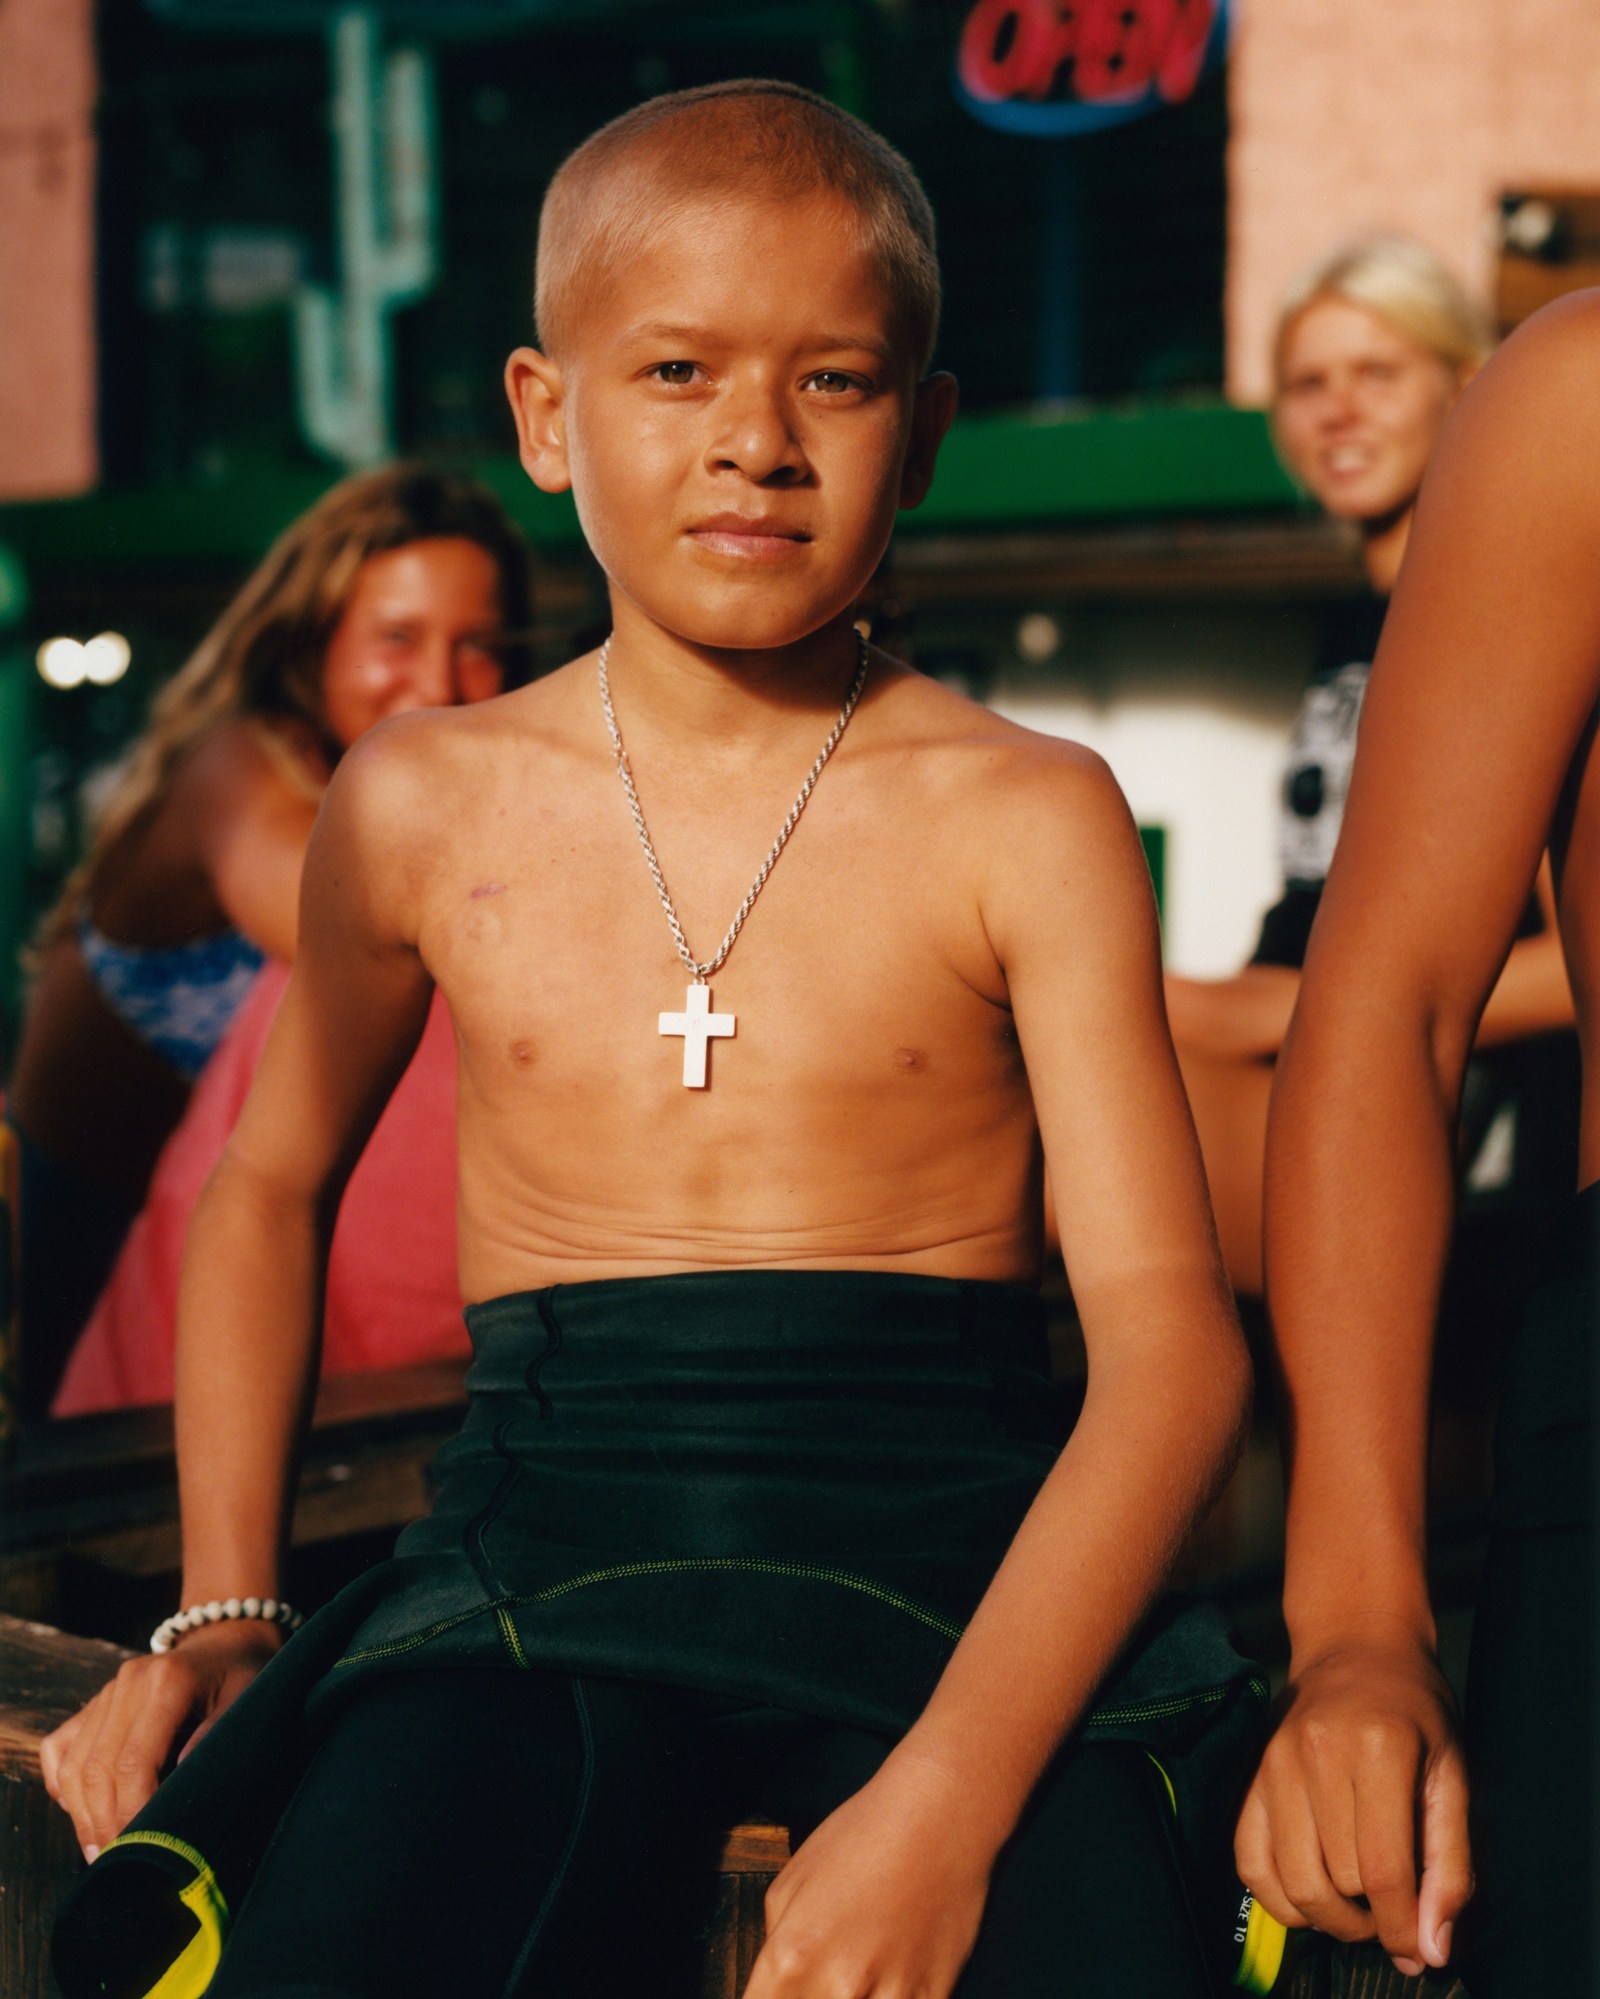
[
  {"xmin": 806, "ymin": 370, "xmax": 866, "ymax": 395},
  {"xmin": 650, "ymin": 361, "xmax": 701, "ymax": 386}
]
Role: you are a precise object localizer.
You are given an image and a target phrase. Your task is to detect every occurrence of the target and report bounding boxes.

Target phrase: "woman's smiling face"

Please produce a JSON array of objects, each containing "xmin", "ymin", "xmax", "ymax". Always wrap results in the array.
[
  {"xmin": 319, "ymin": 538, "xmax": 506, "ymax": 749},
  {"xmin": 510, "ymin": 190, "xmax": 949, "ymax": 657},
  {"xmin": 1274, "ymin": 296, "xmax": 1466, "ymax": 530}
]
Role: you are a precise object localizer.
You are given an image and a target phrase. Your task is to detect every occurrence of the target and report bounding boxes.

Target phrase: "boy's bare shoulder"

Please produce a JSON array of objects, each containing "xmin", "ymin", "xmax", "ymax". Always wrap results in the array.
[
  {"xmin": 878, "ymin": 660, "xmax": 1127, "ymax": 833},
  {"xmin": 327, "ymin": 669, "xmax": 582, "ymax": 819}
]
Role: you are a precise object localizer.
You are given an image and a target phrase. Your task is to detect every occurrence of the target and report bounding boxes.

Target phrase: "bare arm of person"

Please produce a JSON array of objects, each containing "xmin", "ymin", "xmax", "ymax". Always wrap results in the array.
[
  {"xmin": 748, "ymin": 747, "xmax": 1252, "ymax": 1999},
  {"xmin": 187, "ymin": 722, "xmax": 325, "ymax": 961},
  {"xmin": 40, "ymin": 723, "xmax": 438, "ymax": 1857},
  {"xmin": 1165, "ymin": 963, "xmax": 1302, "ymax": 1063},
  {"xmin": 1238, "ymin": 295, "xmax": 1600, "ymax": 1975},
  {"xmin": 1474, "ymin": 857, "xmax": 1574, "ymax": 1046}
]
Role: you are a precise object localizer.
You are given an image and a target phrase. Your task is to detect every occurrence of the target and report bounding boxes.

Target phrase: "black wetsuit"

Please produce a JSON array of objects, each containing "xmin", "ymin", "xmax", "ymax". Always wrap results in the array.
[
  {"xmin": 1461, "ymin": 1184, "xmax": 1596, "ymax": 1993},
  {"xmin": 202, "ymin": 1671, "xmax": 1220, "ymax": 1999},
  {"xmin": 54, "ymin": 1272, "xmax": 1268, "ymax": 1999}
]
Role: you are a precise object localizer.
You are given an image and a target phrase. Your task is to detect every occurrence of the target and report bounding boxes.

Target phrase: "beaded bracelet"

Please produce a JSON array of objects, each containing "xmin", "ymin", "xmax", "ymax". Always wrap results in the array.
[{"xmin": 149, "ymin": 1596, "xmax": 304, "ymax": 1655}]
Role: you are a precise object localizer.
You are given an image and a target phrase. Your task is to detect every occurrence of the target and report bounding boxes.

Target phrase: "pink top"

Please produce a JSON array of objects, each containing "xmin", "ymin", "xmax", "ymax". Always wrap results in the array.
[{"xmin": 54, "ymin": 962, "xmax": 469, "ymax": 1415}]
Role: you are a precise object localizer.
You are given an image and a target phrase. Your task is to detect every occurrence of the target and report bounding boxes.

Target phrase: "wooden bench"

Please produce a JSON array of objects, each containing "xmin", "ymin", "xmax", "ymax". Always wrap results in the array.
[{"xmin": 1, "ymin": 1364, "xmax": 470, "ymax": 1644}]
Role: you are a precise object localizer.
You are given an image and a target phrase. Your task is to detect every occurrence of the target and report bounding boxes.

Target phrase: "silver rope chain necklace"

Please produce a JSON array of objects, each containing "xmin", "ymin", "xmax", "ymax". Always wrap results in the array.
[{"xmin": 598, "ymin": 631, "xmax": 869, "ymax": 1088}]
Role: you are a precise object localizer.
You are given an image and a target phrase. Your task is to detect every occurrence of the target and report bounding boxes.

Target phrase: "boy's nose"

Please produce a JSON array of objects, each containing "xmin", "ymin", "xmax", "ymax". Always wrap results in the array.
[{"xmin": 706, "ymin": 389, "xmax": 809, "ymax": 483}]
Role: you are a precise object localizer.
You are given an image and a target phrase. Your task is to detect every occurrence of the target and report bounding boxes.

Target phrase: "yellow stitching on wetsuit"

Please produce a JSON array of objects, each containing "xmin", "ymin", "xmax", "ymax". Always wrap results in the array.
[
  {"xmin": 1087, "ymin": 1675, "xmax": 1270, "ymax": 1729},
  {"xmin": 1146, "ymin": 1753, "xmax": 1178, "ymax": 1815},
  {"xmin": 102, "ymin": 1830, "xmax": 229, "ymax": 1999},
  {"xmin": 495, "ymin": 1602, "xmax": 532, "ymax": 1669},
  {"xmin": 333, "ymin": 1556, "xmax": 967, "ymax": 1669},
  {"xmin": 335, "ymin": 1567, "xmax": 1266, "ymax": 1734},
  {"xmin": 524, "ymin": 1558, "xmax": 966, "ymax": 1636}
]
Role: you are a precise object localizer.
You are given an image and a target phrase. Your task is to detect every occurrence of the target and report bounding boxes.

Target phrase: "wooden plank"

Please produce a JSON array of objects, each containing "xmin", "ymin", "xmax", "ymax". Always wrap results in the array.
[
  {"xmin": 2, "ymin": 1770, "xmax": 76, "ymax": 1999},
  {"xmin": 55, "ymin": 1446, "xmax": 438, "ymax": 1584},
  {"xmin": 0, "ymin": 1617, "xmax": 127, "ymax": 1780},
  {"xmin": 0, "ymin": 1616, "xmax": 128, "ymax": 1999},
  {"xmin": 715, "ymin": 1822, "xmax": 789, "ymax": 1874},
  {"xmin": 1333, "ymin": 1949, "xmax": 1468, "ymax": 1999},
  {"xmin": 891, "ymin": 515, "xmax": 1364, "ymax": 606}
]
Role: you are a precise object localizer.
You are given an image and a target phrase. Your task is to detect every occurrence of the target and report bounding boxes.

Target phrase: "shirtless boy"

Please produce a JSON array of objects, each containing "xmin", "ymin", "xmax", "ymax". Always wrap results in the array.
[
  {"xmin": 45, "ymin": 82, "xmax": 1256, "ymax": 1999},
  {"xmin": 1237, "ymin": 292, "xmax": 1600, "ymax": 1994}
]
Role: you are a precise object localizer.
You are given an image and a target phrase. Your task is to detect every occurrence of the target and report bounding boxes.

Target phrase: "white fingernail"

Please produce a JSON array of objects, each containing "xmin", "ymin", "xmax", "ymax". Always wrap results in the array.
[{"xmin": 83, "ymin": 1844, "xmax": 100, "ymax": 1864}]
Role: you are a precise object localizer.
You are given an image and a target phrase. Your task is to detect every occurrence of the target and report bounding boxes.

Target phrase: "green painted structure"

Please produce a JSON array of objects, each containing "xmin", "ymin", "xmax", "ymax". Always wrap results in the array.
[
  {"xmin": 0, "ymin": 546, "xmax": 32, "ymax": 1053},
  {"xmin": 0, "ymin": 402, "xmax": 1301, "ymax": 573}
]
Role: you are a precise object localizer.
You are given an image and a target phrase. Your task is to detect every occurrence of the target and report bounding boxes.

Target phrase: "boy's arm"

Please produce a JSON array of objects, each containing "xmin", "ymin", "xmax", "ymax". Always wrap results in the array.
[
  {"xmin": 41, "ymin": 726, "xmax": 438, "ymax": 1857},
  {"xmin": 1239, "ymin": 296, "xmax": 1600, "ymax": 1976},
  {"xmin": 749, "ymin": 746, "xmax": 1251, "ymax": 1999}
]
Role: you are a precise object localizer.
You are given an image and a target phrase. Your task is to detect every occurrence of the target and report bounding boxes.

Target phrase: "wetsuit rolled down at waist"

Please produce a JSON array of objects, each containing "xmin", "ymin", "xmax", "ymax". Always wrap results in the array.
[{"xmin": 52, "ymin": 1271, "xmax": 1263, "ymax": 1996}]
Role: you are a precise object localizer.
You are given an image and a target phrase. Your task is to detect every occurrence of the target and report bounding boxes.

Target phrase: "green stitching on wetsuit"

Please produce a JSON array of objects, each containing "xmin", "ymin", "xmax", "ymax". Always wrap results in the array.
[
  {"xmin": 525, "ymin": 1558, "xmax": 966, "ymax": 1635},
  {"xmin": 495, "ymin": 1602, "xmax": 532, "ymax": 1669},
  {"xmin": 1086, "ymin": 1675, "xmax": 1269, "ymax": 1730},
  {"xmin": 333, "ymin": 1555, "xmax": 965, "ymax": 1669},
  {"xmin": 333, "ymin": 1571, "xmax": 1267, "ymax": 1735}
]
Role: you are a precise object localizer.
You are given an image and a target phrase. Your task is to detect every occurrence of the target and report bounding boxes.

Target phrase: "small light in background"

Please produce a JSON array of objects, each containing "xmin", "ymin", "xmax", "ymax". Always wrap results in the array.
[
  {"xmin": 83, "ymin": 632, "xmax": 132, "ymax": 685},
  {"xmin": 37, "ymin": 637, "xmax": 87, "ymax": 688},
  {"xmin": 35, "ymin": 632, "xmax": 131, "ymax": 689},
  {"xmin": 1016, "ymin": 613, "xmax": 1062, "ymax": 663}
]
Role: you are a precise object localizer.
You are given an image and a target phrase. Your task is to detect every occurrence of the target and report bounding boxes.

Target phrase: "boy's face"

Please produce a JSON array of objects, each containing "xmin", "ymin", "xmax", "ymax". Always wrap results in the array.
[{"xmin": 507, "ymin": 189, "xmax": 955, "ymax": 657}]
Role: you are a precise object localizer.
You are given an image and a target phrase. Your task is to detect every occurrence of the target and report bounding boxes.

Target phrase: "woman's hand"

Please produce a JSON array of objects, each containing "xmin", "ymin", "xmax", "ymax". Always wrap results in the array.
[
  {"xmin": 745, "ymin": 1749, "xmax": 998, "ymax": 1999},
  {"xmin": 40, "ymin": 1620, "xmax": 283, "ymax": 1860},
  {"xmin": 1234, "ymin": 1635, "xmax": 1473, "ymax": 1976}
]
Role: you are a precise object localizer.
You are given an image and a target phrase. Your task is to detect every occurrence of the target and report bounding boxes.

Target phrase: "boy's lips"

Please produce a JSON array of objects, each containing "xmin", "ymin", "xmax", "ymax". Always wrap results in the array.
[{"xmin": 686, "ymin": 514, "xmax": 812, "ymax": 561}]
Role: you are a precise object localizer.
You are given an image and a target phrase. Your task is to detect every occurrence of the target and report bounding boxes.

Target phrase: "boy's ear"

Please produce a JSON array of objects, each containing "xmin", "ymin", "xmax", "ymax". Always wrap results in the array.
[
  {"xmin": 898, "ymin": 371, "xmax": 960, "ymax": 512},
  {"xmin": 505, "ymin": 347, "xmax": 572, "ymax": 495}
]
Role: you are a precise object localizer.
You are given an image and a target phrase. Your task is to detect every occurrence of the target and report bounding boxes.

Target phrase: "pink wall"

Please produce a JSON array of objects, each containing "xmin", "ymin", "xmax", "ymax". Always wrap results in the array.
[
  {"xmin": 0, "ymin": 0, "xmax": 97, "ymax": 500},
  {"xmin": 1227, "ymin": 0, "xmax": 1600, "ymax": 405}
]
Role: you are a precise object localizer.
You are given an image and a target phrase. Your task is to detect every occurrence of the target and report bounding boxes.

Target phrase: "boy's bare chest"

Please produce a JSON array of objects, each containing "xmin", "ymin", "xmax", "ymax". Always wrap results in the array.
[{"xmin": 416, "ymin": 766, "xmax": 1016, "ymax": 1110}]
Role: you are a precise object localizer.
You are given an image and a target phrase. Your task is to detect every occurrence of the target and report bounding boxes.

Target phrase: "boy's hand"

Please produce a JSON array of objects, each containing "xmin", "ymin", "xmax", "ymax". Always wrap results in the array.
[
  {"xmin": 746, "ymin": 1750, "xmax": 997, "ymax": 1999},
  {"xmin": 40, "ymin": 1620, "xmax": 282, "ymax": 1861},
  {"xmin": 1234, "ymin": 1636, "xmax": 1473, "ymax": 1976}
]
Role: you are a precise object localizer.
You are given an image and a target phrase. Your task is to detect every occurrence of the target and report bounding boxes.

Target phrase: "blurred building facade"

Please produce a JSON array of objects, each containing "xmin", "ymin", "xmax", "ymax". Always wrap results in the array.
[
  {"xmin": 2, "ymin": 0, "xmax": 1599, "ymax": 1041},
  {"xmin": 1229, "ymin": 0, "xmax": 1600, "ymax": 403},
  {"xmin": 0, "ymin": 0, "xmax": 98, "ymax": 502}
]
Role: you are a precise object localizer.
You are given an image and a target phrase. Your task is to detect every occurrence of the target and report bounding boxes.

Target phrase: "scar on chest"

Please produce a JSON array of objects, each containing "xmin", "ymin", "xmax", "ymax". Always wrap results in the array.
[
  {"xmin": 893, "ymin": 1046, "xmax": 930, "ymax": 1073},
  {"xmin": 469, "ymin": 881, "xmax": 507, "ymax": 900}
]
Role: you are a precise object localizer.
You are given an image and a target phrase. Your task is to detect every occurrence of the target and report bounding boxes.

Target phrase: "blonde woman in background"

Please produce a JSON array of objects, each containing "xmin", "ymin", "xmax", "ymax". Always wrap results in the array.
[
  {"xmin": 1165, "ymin": 239, "xmax": 1573, "ymax": 1296},
  {"xmin": 5, "ymin": 466, "xmax": 530, "ymax": 1412}
]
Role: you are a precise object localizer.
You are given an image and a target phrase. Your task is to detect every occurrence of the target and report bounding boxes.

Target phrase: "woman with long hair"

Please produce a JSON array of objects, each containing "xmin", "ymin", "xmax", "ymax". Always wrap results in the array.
[
  {"xmin": 1164, "ymin": 239, "xmax": 1572, "ymax": 1295},
  {"xmin": 6, "ymin": 464, "xmax": 531, "ymax": 1411}
]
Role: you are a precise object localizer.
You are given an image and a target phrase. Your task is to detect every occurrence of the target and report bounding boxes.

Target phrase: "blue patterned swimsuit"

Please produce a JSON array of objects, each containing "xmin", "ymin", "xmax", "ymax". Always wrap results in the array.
[{"xmin": 77, "ymin": 917, "xmax": 265, "ymax": 1079}]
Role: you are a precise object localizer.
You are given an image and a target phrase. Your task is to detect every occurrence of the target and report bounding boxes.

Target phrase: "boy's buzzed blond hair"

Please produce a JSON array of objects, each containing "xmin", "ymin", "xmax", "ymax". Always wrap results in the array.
[{"xmin": 535, "ymin": 79, "xmax": 941, "ymax": 374}]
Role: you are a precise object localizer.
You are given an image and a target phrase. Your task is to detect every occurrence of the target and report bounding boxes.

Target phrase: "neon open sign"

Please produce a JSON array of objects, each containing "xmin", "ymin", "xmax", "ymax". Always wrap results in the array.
[{"xmin": 955, "ymin": 0, "xmax": 1234, "ymax": 137}]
